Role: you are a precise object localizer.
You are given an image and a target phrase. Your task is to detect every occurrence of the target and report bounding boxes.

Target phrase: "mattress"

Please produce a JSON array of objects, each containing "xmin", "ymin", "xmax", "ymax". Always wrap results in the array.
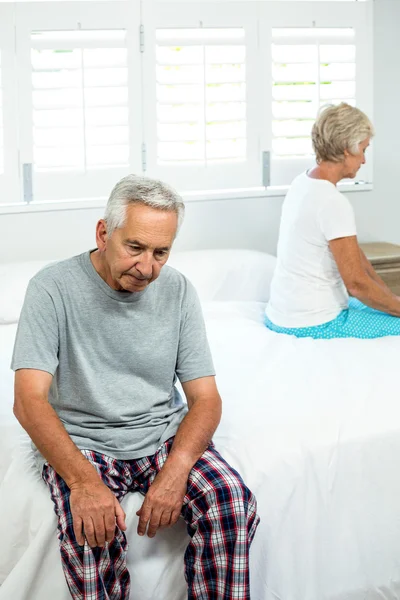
[{"xmin": 1, "ymin": 303, "xmax": 400, "ymax": 599}]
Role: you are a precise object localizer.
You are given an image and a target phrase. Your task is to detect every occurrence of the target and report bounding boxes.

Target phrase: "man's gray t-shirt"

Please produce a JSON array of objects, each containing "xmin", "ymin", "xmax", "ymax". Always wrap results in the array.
[{"xmin": 11, "ymin": 251, "xmax": 215, "ymax": 470}]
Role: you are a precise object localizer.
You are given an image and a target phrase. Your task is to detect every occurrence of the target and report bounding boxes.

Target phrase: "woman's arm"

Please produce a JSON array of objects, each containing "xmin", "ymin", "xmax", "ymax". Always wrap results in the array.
[
  {"xmin": 329, "ymin": 236, "xmax": 400, "ymax": 317},
  {"xmin": 359, "ymin": 248, "xmax": 392, "ymax": 292}
]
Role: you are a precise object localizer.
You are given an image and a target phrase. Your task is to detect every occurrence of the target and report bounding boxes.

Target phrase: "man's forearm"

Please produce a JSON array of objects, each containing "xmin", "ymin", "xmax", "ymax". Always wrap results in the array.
[
  {"xmin": 163, "ymin": 395, "xmax": 222, "ymax": 477},
  {"xmin": 14, "ymin": 396, "xmax": 98, "ymax": 487}
]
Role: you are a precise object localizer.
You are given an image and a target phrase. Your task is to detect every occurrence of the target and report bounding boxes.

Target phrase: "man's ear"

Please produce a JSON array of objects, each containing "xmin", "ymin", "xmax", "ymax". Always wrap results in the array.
[{"xmin": 95, "ymin": 219, "xmax": 108, "ymax": 252}]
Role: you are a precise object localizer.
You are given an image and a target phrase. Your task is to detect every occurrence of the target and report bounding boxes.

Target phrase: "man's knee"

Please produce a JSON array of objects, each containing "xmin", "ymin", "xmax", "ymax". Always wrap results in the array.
[
  {"xmin": 216, "ymin": 474, "xmax": 256, "ymax": 513},
  {"xmin": 200, "ymin": 452, "xmax": 257, "ymax": 513}
]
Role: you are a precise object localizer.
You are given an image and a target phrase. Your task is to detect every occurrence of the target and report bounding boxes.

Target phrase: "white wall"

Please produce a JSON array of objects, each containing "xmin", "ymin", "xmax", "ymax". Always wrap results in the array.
[
  {"xmin": 0, "ymin": 196, "xmax": 286, "ymax": 263},
  {"xmin": 0, "ymin": 0, "xmax": 398, "ymax": 264},
  {"xmin": 368, "ymin": 0, "xmax": 400, "ymax": 245}
]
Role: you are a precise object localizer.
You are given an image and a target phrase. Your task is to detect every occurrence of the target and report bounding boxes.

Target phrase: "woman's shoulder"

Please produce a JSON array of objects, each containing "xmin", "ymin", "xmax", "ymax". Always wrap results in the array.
[
  {"xmin": 286, "ymin": 171, "xmax": 331, "ymax": 204},
  {"xmin": 294, "ymin": 172, "xmax": 349, "ymax": 204}
]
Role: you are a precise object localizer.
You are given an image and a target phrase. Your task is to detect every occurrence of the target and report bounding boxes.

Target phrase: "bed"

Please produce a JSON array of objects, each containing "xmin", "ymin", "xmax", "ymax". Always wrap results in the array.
[{"xmin": 1, "ymin": 250, "xmax": 400, "ymax": 600}]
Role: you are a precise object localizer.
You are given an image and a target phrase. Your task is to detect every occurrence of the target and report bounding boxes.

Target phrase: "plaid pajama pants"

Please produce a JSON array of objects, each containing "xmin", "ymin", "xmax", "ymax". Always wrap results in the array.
[{"xmin": 42, "ymin": 438, "xmax": 259, "ymax": 600}]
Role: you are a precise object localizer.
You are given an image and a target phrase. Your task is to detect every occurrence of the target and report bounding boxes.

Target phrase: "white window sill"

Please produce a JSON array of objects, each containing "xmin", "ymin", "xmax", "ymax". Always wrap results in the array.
[{"xmin": 0, "ymin": 182, "xmax": 373, "ymax": 215}]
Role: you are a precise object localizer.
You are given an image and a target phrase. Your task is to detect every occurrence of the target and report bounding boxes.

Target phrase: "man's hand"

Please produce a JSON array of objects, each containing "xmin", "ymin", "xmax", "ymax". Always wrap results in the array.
[
  {"xmin": 136, "ymin": 467, "xmax": 187, "ymax": 538},
  {"xmin": 135, "ymin": 376, "xmax": 222, "ymax": 538},
  {"xmin": 69, "ymin": 479, "xmax": 126, "ymax": 547}
]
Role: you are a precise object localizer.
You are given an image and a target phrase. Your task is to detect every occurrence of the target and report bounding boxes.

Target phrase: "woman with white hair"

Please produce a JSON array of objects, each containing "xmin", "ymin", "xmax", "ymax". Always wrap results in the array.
[{"xmin": 265, "ymin": 102, "xmax": 400, "ymax": 339}]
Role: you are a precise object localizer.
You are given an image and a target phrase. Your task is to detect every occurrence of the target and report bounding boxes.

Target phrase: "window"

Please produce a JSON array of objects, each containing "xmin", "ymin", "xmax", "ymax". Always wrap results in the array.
[
  {"xmin": 0, "ymin": 0, "xmax": 373, "ymax": 207},
  {"xmin": 259, "ymin": 1, "xmax": 373, "ymax": 187},
  {"xmin": 155, "ymin": 28, "xmax": 247, "ymax": 166},
  {"xmin": 272, "ymin": 28, "xmax": 356, "ymax": 180},
  {"xmin": 141, "ymin": 1, "xmax": 260, "ymax": 191},
  {"xmin": 31, "ymin": 31, "xmax": 129, "ymax": 172},
  {"xmin": 27, "ymin": 26, "xmax": 132, "ymax": 201},
  {"xmin": 13, "ymin": 1, "xmax": 141, "ymax": 203}
]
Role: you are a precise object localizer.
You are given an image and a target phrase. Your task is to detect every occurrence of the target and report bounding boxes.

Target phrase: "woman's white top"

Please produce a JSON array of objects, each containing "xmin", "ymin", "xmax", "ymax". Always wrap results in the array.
[{"xmin": 266, "ymin": 172, "xmax": 357, "ymax": 328}]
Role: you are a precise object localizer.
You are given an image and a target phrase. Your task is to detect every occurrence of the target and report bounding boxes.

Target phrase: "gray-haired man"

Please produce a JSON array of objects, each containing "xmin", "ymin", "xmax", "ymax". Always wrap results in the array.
[{"xmin": 12, "ymin": 175, "xmax": 259, "ymax": 599}]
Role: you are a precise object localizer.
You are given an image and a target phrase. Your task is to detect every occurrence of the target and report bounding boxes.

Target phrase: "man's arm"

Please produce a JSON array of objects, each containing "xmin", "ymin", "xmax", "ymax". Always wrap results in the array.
[
  {"xmin": 136, "ymin": 376, "xmax": 221, "ymax": 537},
  {"xmin": 165, "ymin": 376, "xmax": 222, "ymax": 472},
  {"xmin": 14, "ymin": 369, "xmax": 126, "ymax": 547}
]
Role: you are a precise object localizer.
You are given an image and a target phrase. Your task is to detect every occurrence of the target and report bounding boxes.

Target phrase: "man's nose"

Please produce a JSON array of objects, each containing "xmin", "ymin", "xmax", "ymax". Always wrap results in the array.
[{"xmin": 136, "ymin": 253, "xmax": 153, "ymax": 278}]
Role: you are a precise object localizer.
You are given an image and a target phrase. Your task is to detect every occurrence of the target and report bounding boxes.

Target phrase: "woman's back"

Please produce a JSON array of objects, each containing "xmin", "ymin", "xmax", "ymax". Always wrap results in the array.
[{"xmin": 266, "ymin": 172, "xmax": 357, "ymax": 328}]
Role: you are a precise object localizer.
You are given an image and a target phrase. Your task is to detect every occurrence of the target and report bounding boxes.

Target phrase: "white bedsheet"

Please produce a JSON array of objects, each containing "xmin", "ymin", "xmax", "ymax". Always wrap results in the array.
[{"xmin": 1, "ymin": 303, "xmax": 400, "ymax": 600}]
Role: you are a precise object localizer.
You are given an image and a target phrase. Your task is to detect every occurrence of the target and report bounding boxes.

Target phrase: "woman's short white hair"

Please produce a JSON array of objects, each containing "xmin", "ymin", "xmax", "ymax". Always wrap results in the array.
[
  {"xmin": 104, "ymin": 174, "xmax": 185, "ymax": 236},
  {"xmin": 311, "ymin": 102, "xmax": 374, "ymax": 164}
]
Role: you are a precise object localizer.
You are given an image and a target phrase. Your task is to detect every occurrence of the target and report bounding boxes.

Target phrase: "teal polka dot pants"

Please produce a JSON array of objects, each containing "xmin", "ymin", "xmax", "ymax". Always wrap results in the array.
[{"xmin": 265, "ymin": 298, "xmax": 400, "ymax": 340}]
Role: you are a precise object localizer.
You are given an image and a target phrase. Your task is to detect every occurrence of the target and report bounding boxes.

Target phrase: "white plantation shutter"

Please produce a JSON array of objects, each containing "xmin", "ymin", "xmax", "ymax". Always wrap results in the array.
[
  {"xmin": 260, "ymin": 1, "xmax": 373, "ymax": 188},
  {"xmin": 15, "ymin": 1, "xmax": 141, "ymax": 203},
  {"xmin": 0, "ymin": 1, "xmax": 374, "ymax": 207},
  {"xmin": 31, "ymin": 31, "xmax": 129, "ymax": 171},
  {"xmin": 156, "ymin": 29, "xmax": 246, "ymax": 166},
  {"xmin": 271, "ymin": 28, "xmax": 356, "ymax": 183},
  {"xmin": 142, "ymin": 2, "xmax": 260, "ymax": 191}
]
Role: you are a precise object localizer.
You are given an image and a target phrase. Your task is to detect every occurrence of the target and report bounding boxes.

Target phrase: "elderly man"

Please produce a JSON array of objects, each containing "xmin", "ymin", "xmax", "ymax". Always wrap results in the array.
[{"xmin": 12, "ymin": 175, "xmax": 259, "ymax": 600}]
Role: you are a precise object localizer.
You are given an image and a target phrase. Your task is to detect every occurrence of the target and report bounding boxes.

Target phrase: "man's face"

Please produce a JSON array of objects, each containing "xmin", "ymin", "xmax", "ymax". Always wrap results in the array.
[{"xmin": 96, "ymin": 203, "xmax": 178, "ymax": 292}]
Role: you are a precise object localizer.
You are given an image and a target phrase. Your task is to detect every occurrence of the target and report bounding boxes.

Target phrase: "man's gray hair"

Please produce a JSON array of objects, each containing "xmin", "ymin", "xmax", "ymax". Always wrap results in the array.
[
  {"xmin": 311, "ymin": 102, "xmax": 374, "ymax": 164},
  {"xmin": 104, "ymin": 174, "xmax": 185, "ymax": 236}
]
